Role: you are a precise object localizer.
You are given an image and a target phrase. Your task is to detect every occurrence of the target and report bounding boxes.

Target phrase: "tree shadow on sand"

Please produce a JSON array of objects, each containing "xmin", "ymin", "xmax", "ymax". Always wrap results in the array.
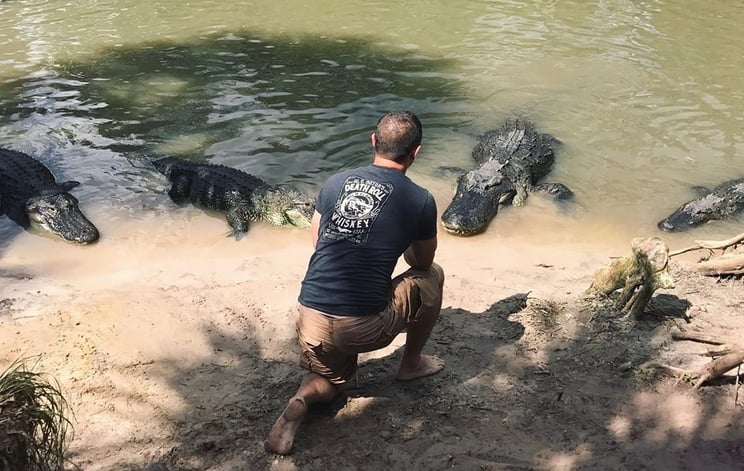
[
  {"xmin": 59, "ymin": 268, "xmax": 744, "ymax": 471},
  {"xmin": 108, "ymin": 294, "xmax": 531, "ymax": 471}
]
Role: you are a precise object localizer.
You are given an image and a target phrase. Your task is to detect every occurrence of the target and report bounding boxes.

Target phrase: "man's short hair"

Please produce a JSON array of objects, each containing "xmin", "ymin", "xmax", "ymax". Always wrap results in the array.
[{"xmin": 374, "ymin": 111, "xmax": 423, "ymax": 162}]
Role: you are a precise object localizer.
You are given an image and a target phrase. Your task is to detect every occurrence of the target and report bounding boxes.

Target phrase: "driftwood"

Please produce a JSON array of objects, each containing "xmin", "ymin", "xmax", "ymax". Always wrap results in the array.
[
  {"xmin": 586, "ymin": 237, "xmax": 674, "ymax": 320},
  {"xmin": 695, "ymin": 253, "xmax": 744, "ymax": 276},
  {"xmin": 669, "ymin": 231, "xmax": 744, "ymax": 276},
  {"xmin": 670, "ymin": 330, "xmax": 740, "ymax": 346},
  {"xmin": 648, "ymin": 329, "xmax": 744, "ymax": 390}
]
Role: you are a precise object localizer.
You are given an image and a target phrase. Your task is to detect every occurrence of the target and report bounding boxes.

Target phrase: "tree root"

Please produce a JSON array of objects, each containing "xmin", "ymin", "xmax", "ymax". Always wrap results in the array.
[
  {"xmin": 586, "ymin": 237, "xmax": 674, "ymax": 320},
  {"xmin": 669, "ymin": 231, "xmax": 744, "ymax": 276},
  {"xmin": 670, "ymin": 329, "xmax": 740, "ymax": 346},
  {"xmin": 669, "ymin": 231, "xmax": 744, "ymax": 256},
  {"xmin": 649, "ymin": 328, "xmax": 744, "ymax": 389}
]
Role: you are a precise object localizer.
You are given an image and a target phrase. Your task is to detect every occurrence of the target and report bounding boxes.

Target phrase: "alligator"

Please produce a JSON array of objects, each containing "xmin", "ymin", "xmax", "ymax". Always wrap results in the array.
[
  {"xmin": 440, "ymin": 118, "xmax": 572, "ymax": 236},
  {"xmin": 153, "ymin": 157, "xmax": 315, "ymax": 238},
  {"xmin": 0, "ymin": 148, "xmax": 100, "ymax": 244},
  {"xmin": 657, "ymin": 178, "xmax": 744, "ymax": 232}
]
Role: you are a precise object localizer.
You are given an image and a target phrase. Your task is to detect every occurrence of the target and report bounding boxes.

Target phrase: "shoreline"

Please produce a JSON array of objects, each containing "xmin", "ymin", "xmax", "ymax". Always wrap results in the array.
[{"xmin": 1, "ymin": 217, "xmax": 743, "ymax": 470}]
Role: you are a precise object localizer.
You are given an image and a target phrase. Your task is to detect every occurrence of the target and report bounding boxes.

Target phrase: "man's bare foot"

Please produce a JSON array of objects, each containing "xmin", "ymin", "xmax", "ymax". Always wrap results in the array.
[
  {"xmin": 396, "ymin": 354, "xmax": 445, "ymax": 381},
  {"xmin": 264, "ymin": 396, "xmax": 307, "ymax": 455}
]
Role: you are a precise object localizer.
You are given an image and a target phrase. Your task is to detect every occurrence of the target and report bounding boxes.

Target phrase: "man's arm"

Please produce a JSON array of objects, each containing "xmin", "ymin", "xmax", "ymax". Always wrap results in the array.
[
  {"xmin": 404, "ymin": 236, "xmax": 437, "ymax": 270},
  {"xmin": 310, "ymin": 211, "xmax": 321, "ymax": 248}
]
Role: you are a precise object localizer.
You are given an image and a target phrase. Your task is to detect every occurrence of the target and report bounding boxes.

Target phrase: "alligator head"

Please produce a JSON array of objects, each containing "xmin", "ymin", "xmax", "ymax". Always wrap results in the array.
[
  {"xmin": 255, "ymin": 187, "xmax": 315, "ymax": 228},
  {"xmin": 658, "ymin": 179, "xmax": 744, "ymax": 232},
  {"xmin": 152, "ymin": 157, "xmax": 174, "ymax": 176},
  {"xmin": 25, "ymin": 183, "xmax": 100, "ymax": 244},
  {"xmin": 440, "ymin": 160, "xmax": 516, "ymax": 236},
  {"xmin": 658, "ymin": 193, "xmax": 729, "ymax": 232}
]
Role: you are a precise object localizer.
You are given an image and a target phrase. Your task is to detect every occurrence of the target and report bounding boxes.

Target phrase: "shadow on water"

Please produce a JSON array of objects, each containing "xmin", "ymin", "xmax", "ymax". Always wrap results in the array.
[
  {"xmin": 0, "ymin": 30, "xmax": 468, "ymax": 189},
  {"xmin": 0, "ymin": 29, "xmax": 468, "ymax": 252},
  {"xmin": 76, "ymin": 284, "xmax": 743, "ymax": 470}
]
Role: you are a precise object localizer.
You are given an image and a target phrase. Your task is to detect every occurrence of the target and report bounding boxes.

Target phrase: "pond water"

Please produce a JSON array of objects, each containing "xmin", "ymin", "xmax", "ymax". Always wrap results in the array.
[{"xmin": 1, "ymin": 0, "xmax": 743, "ymax": 260}]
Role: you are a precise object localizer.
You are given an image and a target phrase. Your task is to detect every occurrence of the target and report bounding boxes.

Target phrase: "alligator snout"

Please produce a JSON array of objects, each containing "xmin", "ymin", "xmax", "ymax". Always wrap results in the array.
[
  {"xmin": 657, "ymin": 208, "xmax": 702, "ymax": 233},
  {"xmin": 285, "ymin": 196, "xmax": 315, "ymax": 228},
  {"xmin": 441, "ymin": 183, "xmax": 514, "ymax": 236},
  {"xmin": 657, "ymin": 217, "xmax": 686, "ymax": 233}
]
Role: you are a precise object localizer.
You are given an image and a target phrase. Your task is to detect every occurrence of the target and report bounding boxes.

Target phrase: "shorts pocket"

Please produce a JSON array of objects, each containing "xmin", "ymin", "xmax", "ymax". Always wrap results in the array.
[{"xmin": 335, "ymin": 315, "xmax": 389, "ymax": 354}]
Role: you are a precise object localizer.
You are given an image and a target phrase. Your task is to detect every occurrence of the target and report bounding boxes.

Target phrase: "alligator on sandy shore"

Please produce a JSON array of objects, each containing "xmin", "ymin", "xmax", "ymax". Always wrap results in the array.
[
  {"xmin": 657, "ymin": 178, "xmax": 744, "ymax": 232},
  {"xmin": 153, "ymin": 157, "xmax": 315, "ymax": 238},
  {"xmin": 0, "ymin": 148, "xmax": 100, "ymax": 244},
  {"xmin": 440, "ymin": 119, "xmax": 573, "ymax": 236}
]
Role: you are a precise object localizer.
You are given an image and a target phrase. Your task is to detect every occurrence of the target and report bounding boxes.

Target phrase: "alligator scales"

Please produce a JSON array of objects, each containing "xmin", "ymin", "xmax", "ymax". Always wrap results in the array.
[
  {"xmin": 153, "ymin": 157, "xmax": 314, "ymax": 238},
  {"xmin": 440, "ymin": 119, "xmax": 572, "ymax": 236}
]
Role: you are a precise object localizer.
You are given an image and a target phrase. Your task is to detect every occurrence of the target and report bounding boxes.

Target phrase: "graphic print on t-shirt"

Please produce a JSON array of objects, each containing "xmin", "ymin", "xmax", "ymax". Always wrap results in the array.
[{"xmin": 323, "ymin": 176, "xmax": 393, "ymax": 244}]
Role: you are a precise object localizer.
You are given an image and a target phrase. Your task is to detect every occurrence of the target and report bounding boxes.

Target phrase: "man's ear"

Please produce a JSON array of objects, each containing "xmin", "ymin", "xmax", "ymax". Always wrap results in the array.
[
  {"xmin": 371, "ymin": 132, "xmax": 377, "ymax": 149},
  {"xmin": 412, "ymin": 145, "xmax": 422, "ymax": 158}
]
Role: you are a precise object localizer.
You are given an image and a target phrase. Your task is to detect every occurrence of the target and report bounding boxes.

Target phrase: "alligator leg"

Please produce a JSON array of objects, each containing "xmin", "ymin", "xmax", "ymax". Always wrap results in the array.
[
  {"xmin": 512, "ymin": 185, "xmax": 529, "ymax": 206},
  {"xmin": 225, "ymin": 202, "xmax": 254, "ymax": 239},
  {"xmin": 167, "ymin": 175, "xmax": 192, "ymax": 204},
  {"xmin": 533, "ymin": 182, "xmax": 574, "ymax": 201}
]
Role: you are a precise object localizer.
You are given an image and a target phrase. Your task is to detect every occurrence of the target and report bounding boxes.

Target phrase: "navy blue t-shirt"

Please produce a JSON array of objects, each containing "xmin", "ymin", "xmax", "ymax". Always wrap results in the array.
[{"xmin": 299, "ymin": 164, "xmax": 437, "ymax": 316}]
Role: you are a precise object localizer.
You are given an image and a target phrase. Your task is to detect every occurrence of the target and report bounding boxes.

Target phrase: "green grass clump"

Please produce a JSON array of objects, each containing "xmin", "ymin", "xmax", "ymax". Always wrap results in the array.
[{"xmin": 0, "ymin": 357, "xmax": 72, "ymax": 471}]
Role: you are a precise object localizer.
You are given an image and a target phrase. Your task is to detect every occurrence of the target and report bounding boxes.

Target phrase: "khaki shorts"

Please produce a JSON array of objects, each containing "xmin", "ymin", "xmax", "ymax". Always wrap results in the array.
[{"xmin": 296, "ymin": 263, "xmax": 444, "ymax": 385}]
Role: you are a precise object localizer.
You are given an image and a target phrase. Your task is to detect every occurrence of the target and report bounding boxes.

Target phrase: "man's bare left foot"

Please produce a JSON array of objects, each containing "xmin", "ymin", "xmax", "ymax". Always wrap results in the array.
[
  {"xmin": 264, "ymin": 396, "xmax": 307, "ymax": 455},
  {"xmin": 396, "ymin": 354, "xmax": 444, "ymax": 381}
]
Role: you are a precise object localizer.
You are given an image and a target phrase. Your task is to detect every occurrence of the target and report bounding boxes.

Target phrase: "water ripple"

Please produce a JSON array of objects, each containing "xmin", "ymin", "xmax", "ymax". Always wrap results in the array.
[{"xmin": 1, "ymin": 0, "xmax": 743, "ymax": 243}]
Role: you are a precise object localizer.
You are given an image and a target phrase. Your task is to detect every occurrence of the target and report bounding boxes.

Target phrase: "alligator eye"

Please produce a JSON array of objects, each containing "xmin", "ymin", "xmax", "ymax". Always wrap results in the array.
[{"xmin": 482, "ymin": 175, "xmax": 503, "ymax": 190}]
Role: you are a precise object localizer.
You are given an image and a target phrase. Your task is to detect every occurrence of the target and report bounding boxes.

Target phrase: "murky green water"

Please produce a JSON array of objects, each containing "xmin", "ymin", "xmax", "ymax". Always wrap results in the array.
[{"xmin": 1, "ymin": 0, "xmax": 743, "ymax": 250}]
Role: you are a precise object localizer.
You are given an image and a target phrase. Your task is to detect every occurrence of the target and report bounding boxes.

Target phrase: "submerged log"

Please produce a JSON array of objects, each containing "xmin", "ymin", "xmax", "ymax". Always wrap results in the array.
[{"xmin": 587, "ymin": 237, "xmax": 674, "ymax": 319}]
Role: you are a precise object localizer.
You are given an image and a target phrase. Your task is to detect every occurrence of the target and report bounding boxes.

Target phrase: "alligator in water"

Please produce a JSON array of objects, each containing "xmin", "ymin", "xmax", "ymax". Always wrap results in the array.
[
  {"xmin": 657, "ymin": 178, "xmax": 744, "ymax": 232},
  {"xmin": 440, "ymin": 119, "xmax": 572, "ymax": 236},
  {"xmin": 153, "ymin": 157, "xmax": 315, "ymax": 238},
  {"xmin": 0, "ymin": 148, "xmax": 100, "ymax": 244}
]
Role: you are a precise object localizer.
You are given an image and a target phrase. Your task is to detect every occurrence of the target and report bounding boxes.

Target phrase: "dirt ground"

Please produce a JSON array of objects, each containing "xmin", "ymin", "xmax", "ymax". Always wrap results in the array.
[{"xmin": 1, "ymin": 216, "xmax": 743, "ymax": 471}]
